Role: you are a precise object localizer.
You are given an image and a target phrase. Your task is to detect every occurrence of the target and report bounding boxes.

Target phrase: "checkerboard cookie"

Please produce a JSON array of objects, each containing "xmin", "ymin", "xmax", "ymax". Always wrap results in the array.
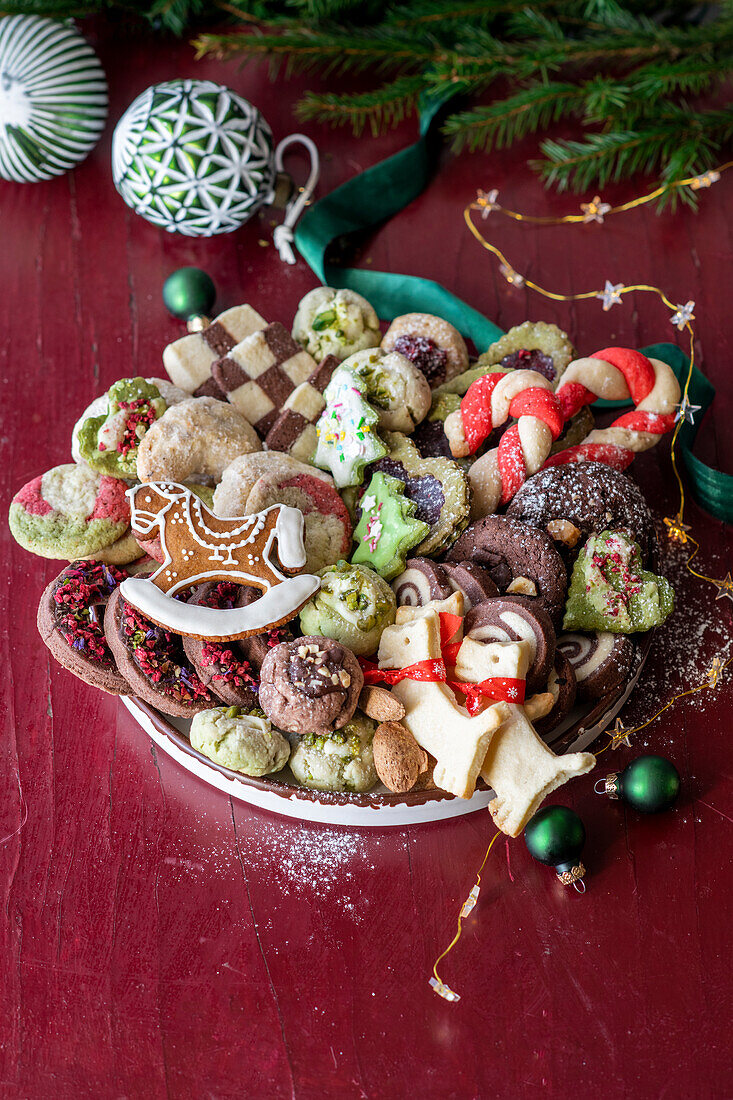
[
  {"xmin": 163, "ymin": 305, "xmax": 266, "ymax": 393},
  {"xmin": 264, "ymin": 354, "xmax": 339, "ymax": 460},
  {"xmin": 212, "ymin": 323, "xmax": 317, "ymax": 437}
]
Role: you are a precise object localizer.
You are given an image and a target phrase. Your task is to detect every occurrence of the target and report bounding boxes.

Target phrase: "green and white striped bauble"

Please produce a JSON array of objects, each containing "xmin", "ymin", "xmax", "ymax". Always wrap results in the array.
[
  {"xmin": 112, "ymin": 79, "xmax": 277, "ymax": 237},
  {"xmin": 0, "ymin": 15, "xmax": 107, "ymax": 183}
]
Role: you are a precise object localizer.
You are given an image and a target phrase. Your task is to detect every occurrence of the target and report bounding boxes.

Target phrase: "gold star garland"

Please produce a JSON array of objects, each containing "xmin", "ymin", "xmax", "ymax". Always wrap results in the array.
[
  {"xmin": 466, "ymin": 161, "xmax": 733, "ymax": 599},
  {"xmin": 430, "ymin": 167, "xmax": 733, "ymax": 1003}
]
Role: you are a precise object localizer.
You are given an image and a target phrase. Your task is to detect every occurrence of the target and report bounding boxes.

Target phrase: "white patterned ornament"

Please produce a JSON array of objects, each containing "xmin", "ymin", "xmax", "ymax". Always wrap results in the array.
[
  {"xmin": 112, "ymin": 78, "xmax": 319, "ymax": 255},
  {"xmin": 0, "ymin": 15, "xmax": 107, "ymax": 183}
]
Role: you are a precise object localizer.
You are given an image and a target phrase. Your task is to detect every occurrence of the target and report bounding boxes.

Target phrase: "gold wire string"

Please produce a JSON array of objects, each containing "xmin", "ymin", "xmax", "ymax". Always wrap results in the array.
[
  {"xmin": 595, "ymin": 656, "xmax": 732, "ymax": 756},
  {"xmin": 430, "ymin": 827, "xmax": 502, "ymax": 1001},
  {"xmin": 462, "ymin": 180, "xmax": 732, "ymax": 595}
]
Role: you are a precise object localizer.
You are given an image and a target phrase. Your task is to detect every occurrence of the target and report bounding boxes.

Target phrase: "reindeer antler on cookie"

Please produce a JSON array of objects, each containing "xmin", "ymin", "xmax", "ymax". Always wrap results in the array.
[{"xmin": 444, "ymin": 347, "xmax": 680, "ymax": 517}]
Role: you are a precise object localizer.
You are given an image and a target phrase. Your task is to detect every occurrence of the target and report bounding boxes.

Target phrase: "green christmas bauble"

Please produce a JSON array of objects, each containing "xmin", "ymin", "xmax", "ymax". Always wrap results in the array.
[
  {"xmin": 163, "ymin": 267, "xmax": 216, "ymax": 322},
  {"xmin": 0, "ymin": 15, "xmax": 108, "ymax": 183},
  {"xmin": 112, "ymin": 79, "xmax": 276, "ymax": 238},
  {"xmin": 524, "ymin": 805, "xmax": 586, "ymax": 886},
  {"xmin": 607, "ymin": 755, "xmax": 681, "ymax": 813}
]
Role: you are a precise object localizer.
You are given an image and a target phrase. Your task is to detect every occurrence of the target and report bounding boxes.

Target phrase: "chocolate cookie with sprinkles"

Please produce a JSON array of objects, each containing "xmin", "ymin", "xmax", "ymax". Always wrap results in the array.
[
  {"xmin": 104, "ymin": 587, "xmax": 212, "ymax": 717},
  {"xmin": 37, "ymin": 560, "xmax": 131, "ymax": 694},
  {"xmin": 182, "ymin": 582, "xmax": 263, "ymax": 707}
]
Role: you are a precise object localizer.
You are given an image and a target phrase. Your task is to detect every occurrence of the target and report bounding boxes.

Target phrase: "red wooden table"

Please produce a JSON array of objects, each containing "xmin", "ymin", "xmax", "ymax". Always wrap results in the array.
[{"xmin": 1, "ymin": 24, "xmax": 732, "ymax": 1100}]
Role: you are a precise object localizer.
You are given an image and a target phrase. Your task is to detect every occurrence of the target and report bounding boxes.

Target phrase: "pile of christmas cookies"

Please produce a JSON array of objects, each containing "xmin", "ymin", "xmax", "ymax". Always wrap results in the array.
[{"xmin": 9, "ymin": 288, "xmax": 675, "ymax": 836}]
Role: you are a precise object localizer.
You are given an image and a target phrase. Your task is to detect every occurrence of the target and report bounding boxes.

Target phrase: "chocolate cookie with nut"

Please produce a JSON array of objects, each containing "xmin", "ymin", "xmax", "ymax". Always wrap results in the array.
[{"xmin": 258, "ymin": 636, "xmax": 364, "ymax": 734}]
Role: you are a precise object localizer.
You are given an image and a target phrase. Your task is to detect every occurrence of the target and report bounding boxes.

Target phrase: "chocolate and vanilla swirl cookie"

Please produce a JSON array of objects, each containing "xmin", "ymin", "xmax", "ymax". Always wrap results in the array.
[
  {"xmin": 534, "ymin": 650, "xmax": 577, "ymax": 736},
  {"xmin": 556, "ymin": 632, "xmax": 634, "ymax": 701},
  {"xmin": 464, "ymin": 595, "xmax": 555, "ymax": 695},
  {"xmin": 392, "ymin": 558, "xmax": 498, "ymax": 611}
]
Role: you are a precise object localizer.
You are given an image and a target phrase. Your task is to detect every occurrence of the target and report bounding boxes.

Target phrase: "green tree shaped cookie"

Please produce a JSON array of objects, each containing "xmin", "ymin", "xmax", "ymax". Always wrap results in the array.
[
  {"xmin": 351, "ymin": 472, "xmax": 430, "ymax": 580},
  {"xmin": 313, "ymin": 366, "xmax": 387, "ymax": 488},
  {"xmin": 563, "ymin": 530, "xmax": 674, "ymax": 633},
  {"xmin": 79, "ymin": 378, "xmax": 166, "ymax": 479}
]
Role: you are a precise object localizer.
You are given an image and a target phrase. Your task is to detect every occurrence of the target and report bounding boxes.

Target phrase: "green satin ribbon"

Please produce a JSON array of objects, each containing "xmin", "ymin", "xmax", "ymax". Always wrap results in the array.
[
  {"xmin": 641, "ymin": 343, "xmax": 732, "ymax": 524},
  {"xmin": 295, "ymin": 92, "xmax": 503, "ymax": 351},
  {"xmin": 294, "ymin": 102, "xmax": 730, "ymax": 523}
]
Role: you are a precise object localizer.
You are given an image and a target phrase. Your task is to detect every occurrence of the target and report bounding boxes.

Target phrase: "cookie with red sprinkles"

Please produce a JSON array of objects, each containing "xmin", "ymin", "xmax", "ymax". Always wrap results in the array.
[
  {"xmin": 104, "ymin": 587, "xmax": 212, "ymax": 717},
  {"xmin": 9, "ymin": 464, "xmax": 130, "ymax": 560},
  {"xmin": 37, "ymin": 560, "xmax": 130, "ymax": 695},
  {"xmin": 182, "ymin": 582, "xmax": 261, "ymax": 707}
]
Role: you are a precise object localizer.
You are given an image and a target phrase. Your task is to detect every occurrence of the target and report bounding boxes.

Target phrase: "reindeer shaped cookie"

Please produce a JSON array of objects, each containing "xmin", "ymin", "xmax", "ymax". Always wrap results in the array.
[{"xmin": 119, "ymin": 482, "xmax": 320, "ymax": 641}]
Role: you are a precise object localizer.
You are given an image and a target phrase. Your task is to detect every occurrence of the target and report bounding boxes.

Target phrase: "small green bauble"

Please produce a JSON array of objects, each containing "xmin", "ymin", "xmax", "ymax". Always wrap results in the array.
[
  {"xmin": 603, "ymin": 755, "xmax": 681, "ymax": 813},
  {"xmin": 162, "ymin": 268, "xmax": 216, "ymax": 322},
  {"xmin": 524, "ymin": 805, "xmax": 586, "ymax": 887}
]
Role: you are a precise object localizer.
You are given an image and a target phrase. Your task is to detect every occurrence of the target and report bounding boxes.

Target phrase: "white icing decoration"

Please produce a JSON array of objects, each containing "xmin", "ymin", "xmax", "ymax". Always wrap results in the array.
[{"xmin": 120, "ymin": 574, "xmax": 320, "ymax": 640}]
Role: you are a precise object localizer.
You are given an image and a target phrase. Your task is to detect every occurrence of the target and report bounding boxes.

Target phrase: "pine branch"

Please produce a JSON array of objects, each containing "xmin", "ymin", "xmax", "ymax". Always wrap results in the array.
[
  {"xmin": 296, "ymin": 75, "xmax": 424, "ymax": 134},
  {"xmin": 444, "ymin": 82, "xmax": 586, "ymax": 152},
  {"xmin": 534, "ymin": 106, "xmax": 733, "ymax": 192}
]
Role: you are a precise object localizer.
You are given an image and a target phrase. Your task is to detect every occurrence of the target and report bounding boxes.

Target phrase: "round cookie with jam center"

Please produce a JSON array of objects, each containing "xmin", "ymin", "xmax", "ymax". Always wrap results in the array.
[
  {"xmin": 381, "ymin": 313, "xmax": 469, "ymax": 386},
  {"xmin": 37, "ymin": 560, "xmax": 130, "ymax": 694},
  {"xmin": 447, "ymin": 514, "xmax": 567, "ymax": 628},
  {"xmin": 507, "ymin": 462, "xmax": 658, "ymax": 565},
  {"xmin": 259, "ymin": 636, "xmax": 364, "ymax": 735}
]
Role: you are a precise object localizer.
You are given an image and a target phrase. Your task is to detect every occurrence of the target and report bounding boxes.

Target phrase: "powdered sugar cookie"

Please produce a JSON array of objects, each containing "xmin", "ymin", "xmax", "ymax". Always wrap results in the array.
[
  {"xmin": 9, "ymin": 464, "xmax": 130, "ymax": 560},
  {"xmin": 381, "ymin": 313, "xmax": 469, "ymax": 386},
  {"xmin": 213, "ymin": 451, "xmax": 334, "ymax": 518},
  {"xmin": 245, "ymin": 469, "xmax": 352, "ymax": 573},
  {"xmin": 292, "ymin": 287, "xmax": 381, "ymax": 361},
  {"xmin": 136, "ymin": 397, "xmax": 260, "ymax": 484}
]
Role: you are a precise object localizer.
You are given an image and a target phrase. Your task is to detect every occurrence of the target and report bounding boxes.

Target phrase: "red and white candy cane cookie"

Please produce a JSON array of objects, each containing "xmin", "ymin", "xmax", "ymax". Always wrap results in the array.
[{"xmin": 445, "ymin": 348, "xmax": 680, "ymax": 518}]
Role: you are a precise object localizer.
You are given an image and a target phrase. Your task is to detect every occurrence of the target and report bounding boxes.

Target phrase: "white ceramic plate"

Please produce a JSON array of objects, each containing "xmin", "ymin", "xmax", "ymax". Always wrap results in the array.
[{"xmin": 121, "ymin": 638, "xmax": 649, "ymax": 828}]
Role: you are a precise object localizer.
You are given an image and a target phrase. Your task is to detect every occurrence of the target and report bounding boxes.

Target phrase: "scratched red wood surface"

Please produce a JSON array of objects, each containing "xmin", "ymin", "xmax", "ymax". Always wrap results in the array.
[{"xmin": 1, "ymin": 22, "xmax": 732, "ymax": 1100}]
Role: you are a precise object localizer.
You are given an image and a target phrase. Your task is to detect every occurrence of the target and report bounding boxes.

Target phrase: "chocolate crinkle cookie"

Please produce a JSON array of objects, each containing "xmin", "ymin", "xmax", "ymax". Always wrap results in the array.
[
  {"xmin": 506, "ymin": 462, "xmax": 658, "ymax": 565},
  {"xmin": 259, "ymin": 636, "xmax": 363, "ymax": 735}
]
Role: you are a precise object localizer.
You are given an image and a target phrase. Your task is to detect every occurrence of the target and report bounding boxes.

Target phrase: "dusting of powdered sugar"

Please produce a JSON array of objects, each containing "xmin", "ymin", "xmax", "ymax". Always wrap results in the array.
[
  {"xmin": 615, "ymin": 530, "xmax": 733, "ymax": 751},
  {"xmin": 234, "ymin": 820, "xmax": 380, "ymax": 919}
]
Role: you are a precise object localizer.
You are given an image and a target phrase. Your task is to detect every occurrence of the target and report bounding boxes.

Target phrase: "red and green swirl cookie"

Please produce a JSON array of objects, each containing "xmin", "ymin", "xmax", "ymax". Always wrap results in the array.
[{"xmin": 10, "ymin": 464, "xmax": 130, "ymax": 560}]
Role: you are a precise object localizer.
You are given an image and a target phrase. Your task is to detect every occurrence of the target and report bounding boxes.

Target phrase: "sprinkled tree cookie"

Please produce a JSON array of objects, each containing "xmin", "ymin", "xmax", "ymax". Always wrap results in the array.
[
  {"xmin": 351, "ymin": 471, "xmax": 430, "ymax": 580},
  {"xmin": 313, "ymin": 366, "xmax": 387, "ymax": 488}
]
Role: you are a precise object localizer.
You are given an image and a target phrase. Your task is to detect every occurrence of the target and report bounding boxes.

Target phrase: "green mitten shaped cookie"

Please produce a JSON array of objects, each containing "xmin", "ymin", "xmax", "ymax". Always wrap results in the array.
[
  {"xmin": 78, "ymin": 378, "xmax": 167, "ymax": 478},
  {"xmin": 563, "ymin": 530, "xmax": 674, "ymax": 633},
  {"xmin": 300, "ymin": 560, "xmax": 396, "ymax": 656},
  {"xmin": 313, "ymin": 366, "xmax": 387, "ymax": 488},
  {"xmin": 351, "ymin": 472, "xmax": 430, "ymax": 580}
]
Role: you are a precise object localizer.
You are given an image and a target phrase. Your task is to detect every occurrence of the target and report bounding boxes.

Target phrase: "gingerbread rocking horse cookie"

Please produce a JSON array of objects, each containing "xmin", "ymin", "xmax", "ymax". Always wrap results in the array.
[{"xmin": 119, "ymin": 483, "xmax": 320, "ymax": 641}]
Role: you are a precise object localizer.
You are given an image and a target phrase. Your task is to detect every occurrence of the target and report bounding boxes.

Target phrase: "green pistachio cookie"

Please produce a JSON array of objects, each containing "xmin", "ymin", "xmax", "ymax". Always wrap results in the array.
[
  {"xmin": 77, "ymin": 378, "xmax": 167, "ymax": 478},
  {"xmin": 434, "ymin": 362, "xmax": 505, "ymax": 397},
  {"xmin": 292, "ymin": 287, "xmax": 381, "ymax": 362},
  {"xmin": 299, "ymin": 559, "xmax": 397, "ymax": 656},
  {"xmin": 351, "ymin": 471, "xmax": 430, "ymax": 580},
  {"xmin": 563, "ymin": 530, "xmax": 674, "ymax": 633},
  {"xmin": 288, "ymin": 713, "xmax": 378, "ymax": 793},
  {"xmin": 372, "ymin": 432, "xmax": 471, "ymax": 556},
  {"xmin": 340, "ymin": 347, "xmax": 431, "ymax": 433},
  {"xmin": 190, "ymin": 706, "xmax": 291, "ymax": 776}
]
